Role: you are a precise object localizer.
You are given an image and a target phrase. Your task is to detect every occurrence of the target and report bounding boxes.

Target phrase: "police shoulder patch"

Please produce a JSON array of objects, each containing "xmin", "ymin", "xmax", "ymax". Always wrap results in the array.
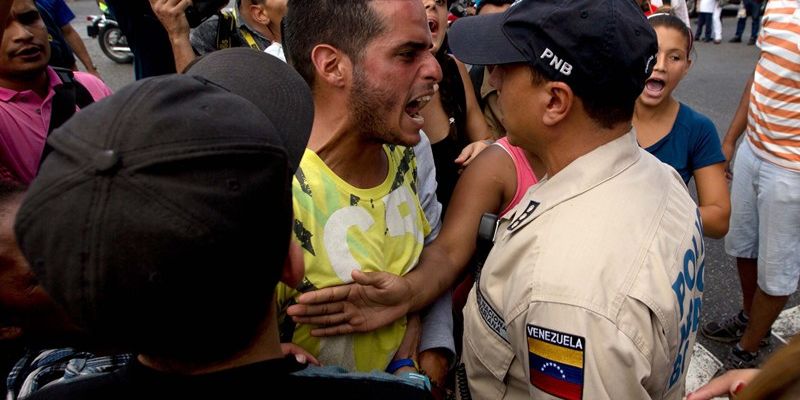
[{"xmin": 527, "ymin": 324, "xmax": 585, "ymax": 400}]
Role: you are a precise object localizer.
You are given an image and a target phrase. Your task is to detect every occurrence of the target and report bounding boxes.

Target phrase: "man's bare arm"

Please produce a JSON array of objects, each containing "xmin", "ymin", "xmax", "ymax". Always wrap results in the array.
[
  {"xmin": 60, "ymin": 23, "xmax": 100, "ymax": 78},
  {"xmin": 149, "ymin": 0, "xmax": 195, "ymax": 73},
  {"xmin": 722, "ymin": 73, "xmax": 754, "ymax": 173}
]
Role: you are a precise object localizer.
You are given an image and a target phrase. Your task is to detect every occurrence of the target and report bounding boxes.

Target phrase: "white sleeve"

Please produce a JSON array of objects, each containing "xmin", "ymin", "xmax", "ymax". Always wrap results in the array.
[
  {"xmin": 413, "ymin": 130, "xmax": 454, "ymax": 359},
  {"xmin": 413, "ymin": 130, "xmax": 442, "ymax": 244}
]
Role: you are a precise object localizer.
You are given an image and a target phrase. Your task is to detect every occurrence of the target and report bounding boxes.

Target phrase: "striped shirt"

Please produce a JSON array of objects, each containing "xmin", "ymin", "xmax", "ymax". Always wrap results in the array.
[{"xmin": 747, "ymin": 0, "xmax": 800, "ymax": 171}]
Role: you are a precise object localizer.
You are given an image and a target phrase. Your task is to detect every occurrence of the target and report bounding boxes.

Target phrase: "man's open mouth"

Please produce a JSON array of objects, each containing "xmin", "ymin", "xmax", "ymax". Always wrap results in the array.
[{"xmin": 405, "ymin": 94, "xmax": 433, "ymax": 123}]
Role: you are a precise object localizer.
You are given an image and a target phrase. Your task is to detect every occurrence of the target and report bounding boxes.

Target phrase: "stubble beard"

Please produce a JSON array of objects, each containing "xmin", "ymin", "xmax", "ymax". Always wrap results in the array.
[{"xmin": 349, "ymin": 67, "xmax": 407, "ymax": 146}]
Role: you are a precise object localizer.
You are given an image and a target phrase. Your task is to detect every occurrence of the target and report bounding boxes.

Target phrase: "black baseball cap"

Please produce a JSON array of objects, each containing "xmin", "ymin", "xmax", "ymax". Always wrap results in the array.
[
  {"xmin": 449, "ymin": 0, "xmax": 657, "ymax": 103},
  {"xmin": 14, "ymin": 49, "xmax": 314, "ymax": 356}
]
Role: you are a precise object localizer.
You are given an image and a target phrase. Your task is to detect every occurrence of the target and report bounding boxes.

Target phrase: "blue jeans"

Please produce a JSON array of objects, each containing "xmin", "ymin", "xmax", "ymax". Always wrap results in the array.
[
  {"xmin": 696, "ymin": 12, "xmax": 713, "ymax": 40},
  {"xmin": 735, "ymin": 0, "xmax": 763, "ymax": 40}
]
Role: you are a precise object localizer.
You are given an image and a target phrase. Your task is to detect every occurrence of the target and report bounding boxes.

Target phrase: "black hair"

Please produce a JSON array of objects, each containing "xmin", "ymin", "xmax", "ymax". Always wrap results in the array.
[
  {"xmin": 283, "ymin": 0, "xmax": 386, "ymax": 88},
  {"xmin": 528, "ymin": 64, "xmax": 635, "ymax": 130},
  {"xmin": 476, "ymin": 0, "xmax": 514, "ymax": 14},
  {"xmin": 0, "ymin": 179, "xmax": 25, "ymax": 213}
]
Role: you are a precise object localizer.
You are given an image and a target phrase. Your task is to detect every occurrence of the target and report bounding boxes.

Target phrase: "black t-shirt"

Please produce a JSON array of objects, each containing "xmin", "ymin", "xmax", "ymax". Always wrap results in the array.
[
  {"xmin": 27, "ymin": 356, "xmax": 433, "ymax": 400},
  {"xmin": 430, "ymin": 41, "xmax": 468, "ymax": 218}
]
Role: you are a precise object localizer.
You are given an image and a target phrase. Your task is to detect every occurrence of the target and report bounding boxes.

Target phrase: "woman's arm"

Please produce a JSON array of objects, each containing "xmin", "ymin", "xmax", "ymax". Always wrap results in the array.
[{"xmin": 693, "ymin": 162, "xmax": 730, "ymax": 238}]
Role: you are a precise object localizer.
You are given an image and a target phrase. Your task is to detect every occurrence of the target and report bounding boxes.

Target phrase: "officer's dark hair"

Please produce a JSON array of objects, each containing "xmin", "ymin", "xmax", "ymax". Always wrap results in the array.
[
  {"xmin": 283, "ymin": 0, "xmax": 386, "ymax": 88},
  {"xmin": 476, "ymin": 0, "xmax": 514, "ymax": 14},
  {"xmin": 527, "ymin": 65, "xmax": 634, "ymax": 130}
]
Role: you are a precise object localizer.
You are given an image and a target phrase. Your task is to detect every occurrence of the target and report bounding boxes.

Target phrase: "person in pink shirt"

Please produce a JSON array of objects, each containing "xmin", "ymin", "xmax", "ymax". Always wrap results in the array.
[{"xmin": 0, "ymin": 0, "xmax": 111, "ymax": 184}]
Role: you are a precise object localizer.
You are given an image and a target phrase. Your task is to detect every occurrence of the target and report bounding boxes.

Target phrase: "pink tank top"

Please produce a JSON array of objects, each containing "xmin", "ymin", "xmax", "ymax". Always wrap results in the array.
[{"xmin": 495, "ymin": 137, "xmax": 538, "ymax": 217}]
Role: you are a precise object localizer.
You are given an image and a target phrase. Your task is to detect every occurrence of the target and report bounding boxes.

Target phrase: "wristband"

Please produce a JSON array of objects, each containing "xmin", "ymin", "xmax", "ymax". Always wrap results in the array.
[{"xmin": 386, "ymin": 358, "xmax": 417, "ymax": 374}]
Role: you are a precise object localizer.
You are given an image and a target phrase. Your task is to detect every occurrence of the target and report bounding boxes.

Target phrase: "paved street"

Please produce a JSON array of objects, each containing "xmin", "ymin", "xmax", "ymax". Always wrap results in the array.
[
  {"xmin": 63, "ymin": 0, "xmax": 798, "ymax": 391},
  {"xmin": 66, "ymin": 0, "xmax": 133, "ymax": 90}
]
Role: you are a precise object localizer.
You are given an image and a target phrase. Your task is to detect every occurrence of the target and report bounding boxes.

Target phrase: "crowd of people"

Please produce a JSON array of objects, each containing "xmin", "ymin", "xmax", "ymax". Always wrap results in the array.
[{"xmin": 0, "ymin": 0, "xmax": 798, "ymax": 399}]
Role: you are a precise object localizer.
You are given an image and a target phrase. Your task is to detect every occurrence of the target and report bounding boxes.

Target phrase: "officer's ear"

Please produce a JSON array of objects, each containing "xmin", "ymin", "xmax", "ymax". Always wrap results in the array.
[
  {"xmin": 541, "ymin": 81, "xmax": 573, "ymax": 127},
  {"xmin": 310, "ymin": 44, "xmax": 351, "ymax": 89}
]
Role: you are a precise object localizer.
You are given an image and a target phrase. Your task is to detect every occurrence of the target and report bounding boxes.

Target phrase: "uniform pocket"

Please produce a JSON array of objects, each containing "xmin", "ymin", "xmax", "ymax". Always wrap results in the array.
[{"xmin": 462, "ymin": 297, "xmax": 515, "ymax": 399}]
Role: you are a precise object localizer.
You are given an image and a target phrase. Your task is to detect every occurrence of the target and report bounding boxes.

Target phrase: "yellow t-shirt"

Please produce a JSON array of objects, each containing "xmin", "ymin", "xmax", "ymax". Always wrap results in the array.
[{"xmin": 277, "ymin": 145, "xmax": 431, "ymax": 372}]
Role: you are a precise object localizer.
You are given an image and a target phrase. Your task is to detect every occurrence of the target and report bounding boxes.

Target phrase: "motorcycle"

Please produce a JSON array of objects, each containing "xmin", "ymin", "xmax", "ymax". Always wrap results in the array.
[{"xmin": 86, "ymin": 0, "xmax": 133, "ymax": 64}]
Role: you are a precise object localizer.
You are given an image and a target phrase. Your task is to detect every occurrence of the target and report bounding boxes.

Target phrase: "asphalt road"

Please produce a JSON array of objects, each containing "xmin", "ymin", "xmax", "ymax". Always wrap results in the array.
[
  {"xmin": 66, "ymin": 0, "xmax": 134, "ymax": 91},
  {"xmin": 64, "ymin": 0, "xmax": 797, "ymax": 365}
]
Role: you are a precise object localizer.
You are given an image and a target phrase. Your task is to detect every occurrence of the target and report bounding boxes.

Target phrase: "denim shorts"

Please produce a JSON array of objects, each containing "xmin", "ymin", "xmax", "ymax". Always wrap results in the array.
[{"xmin": 725, "ymin": 140, "xmax": 800, "ymax": 296}]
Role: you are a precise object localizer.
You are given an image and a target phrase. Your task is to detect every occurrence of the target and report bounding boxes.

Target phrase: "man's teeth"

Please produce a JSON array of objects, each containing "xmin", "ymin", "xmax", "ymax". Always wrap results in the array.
[{"xmin": 416, "ymin": 95, "xmax": 431, "ymax": 109}]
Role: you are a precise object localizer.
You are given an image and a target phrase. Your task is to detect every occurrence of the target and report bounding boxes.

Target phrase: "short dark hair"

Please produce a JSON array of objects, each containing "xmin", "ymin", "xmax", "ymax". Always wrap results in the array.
[
  {"xmin": 283, "ymin": 0, "xmax": 386, "ymax": 88},
  {"xmin": 529, "ymin": 64, "xmax": 634, "ymax": 129},
  {"xmin": 0, "ymin": 179, "xmax": 25, "ymax": 213},
  {"xmin": 476, "ymin": 0, "xmax": 514, "ymax": 14}
]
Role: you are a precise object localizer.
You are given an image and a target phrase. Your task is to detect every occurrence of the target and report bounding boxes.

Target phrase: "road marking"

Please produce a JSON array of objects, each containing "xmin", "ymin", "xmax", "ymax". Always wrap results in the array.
[
  {"xmin": 771, "ymin": 305, "xmax": 799, "ymax": 344},
  {"xmin": 686, "ymin": 342, "xmax": 722, "ymax": 395},
  {"xmin": 685, "ymin": 305, "xmax": 799, "ymax": 396}
]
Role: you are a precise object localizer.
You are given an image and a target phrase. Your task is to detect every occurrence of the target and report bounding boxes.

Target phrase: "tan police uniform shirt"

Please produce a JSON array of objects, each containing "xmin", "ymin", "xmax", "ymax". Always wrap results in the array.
[{"xmin": 462, "ymin": 131, "xmax": 704, "ymax": 399}]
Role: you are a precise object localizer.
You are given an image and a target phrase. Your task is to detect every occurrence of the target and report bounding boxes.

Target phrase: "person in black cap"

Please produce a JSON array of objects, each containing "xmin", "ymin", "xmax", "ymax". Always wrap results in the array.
[
  {"xmin": 14, "ymin": 48, "xmax": 432, "ymax": 400},
  {"xmin": 289, "ymin": 0, "xmax": 705, "ymax": 398}
]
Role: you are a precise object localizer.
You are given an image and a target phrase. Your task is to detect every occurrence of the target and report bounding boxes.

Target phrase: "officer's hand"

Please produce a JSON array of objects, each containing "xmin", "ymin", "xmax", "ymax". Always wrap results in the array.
[
  {"xmin": 287, "ymin": 269, "xmax": 412, "ymax": 336},
  {"xmin": 685, "ymin": 368, "xmax": 759, "ymax": 400},
  {"xmin": 149, "ymin": 0, "xmax": 192, "ymax": 37}
]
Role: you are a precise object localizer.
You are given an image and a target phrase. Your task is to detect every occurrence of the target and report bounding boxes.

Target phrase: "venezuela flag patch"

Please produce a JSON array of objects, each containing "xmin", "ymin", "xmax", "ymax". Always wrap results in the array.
[{"xmin": 527, "ymin": 324, "xmax": 585, "ymax": 400}]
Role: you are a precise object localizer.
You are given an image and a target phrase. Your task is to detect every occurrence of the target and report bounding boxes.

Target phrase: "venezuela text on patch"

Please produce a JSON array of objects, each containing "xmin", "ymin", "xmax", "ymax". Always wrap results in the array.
[{"xmin": 527, "ymin": 324, "xmax": 585, "ymax": 400}]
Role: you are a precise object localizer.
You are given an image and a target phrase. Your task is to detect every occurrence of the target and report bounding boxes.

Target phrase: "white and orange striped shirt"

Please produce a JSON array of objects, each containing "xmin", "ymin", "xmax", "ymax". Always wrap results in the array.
[{"xmin": 746, "ymin": 0, "xmax": 800, "ymax": 171}]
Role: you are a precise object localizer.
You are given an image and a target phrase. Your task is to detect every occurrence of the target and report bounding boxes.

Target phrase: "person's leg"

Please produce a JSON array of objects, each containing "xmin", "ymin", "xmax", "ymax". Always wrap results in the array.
[
  {"xmin": 704, "ymin": 13, "xmax": 713, "ymax": 40},
  {"xmin": 737, "ymin": 258, "xmax": 758, "ymax": 316},
  {"xmin": 732, "ymin": 1, "xmax": 749, "ymax": 41},
  {"xmin": 727, "ymin": 142, "xmax": 760, "ymax": 311},
  {"xmin": 739, "ymin": 289, "xmax": 788, "ymax": 352},
  {"xmin": 748, "ymin": 0, "xmax": 762, "ymax": 44},
  {"xmin": 695, "ymin": 15, "xmax": 704, "ymax": 40},
  {"xmin": 739, "ymin": 156, "xmax": 800, "ymax": 353},
  {"xmin": 703, "ymin": 142, "xmax": 760, "ymax": 343},
  {"xmin": 712, "ymin": 4, "xmax": 722, "ymax": 43}
]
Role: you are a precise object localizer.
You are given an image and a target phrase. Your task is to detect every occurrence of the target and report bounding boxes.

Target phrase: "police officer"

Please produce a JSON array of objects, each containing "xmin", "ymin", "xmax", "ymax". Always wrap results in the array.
[
  {"xmin": 445, "ymin": 1, "xmax": 704, "ymax": 398},
  {"xmin": 286, "ymin": 0, "xmax": 705, "ymax": 398}
]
